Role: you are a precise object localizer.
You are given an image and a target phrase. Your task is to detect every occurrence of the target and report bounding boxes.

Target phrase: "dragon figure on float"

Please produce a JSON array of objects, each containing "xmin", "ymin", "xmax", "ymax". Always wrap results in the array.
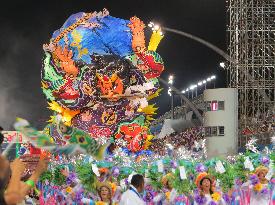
[{"xmin": 16, "ymin": 8, "xmax": 165, "ymax": 156}]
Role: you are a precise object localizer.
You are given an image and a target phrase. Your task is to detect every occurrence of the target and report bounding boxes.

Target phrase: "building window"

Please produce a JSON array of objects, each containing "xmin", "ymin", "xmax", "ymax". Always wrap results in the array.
[
  {"xmin": 218, "ymin": 126, "xmax": 225, "ymax": 136},
  {"xmin": 205, "ymin": 127, "xmax": 211, "ymax": 136},
  {"xmin": 218, "ymin": 101, "xmax": 225, "ymax": 110},
  {"xmin": 205, "ymin": 126, "xmax": 224, "ymax": 137},
  {"xmin": 205, "ymin": 101, "xmax": 225, "ymax": 111},
  {"xmin": 206, "ymin": 101, "xmax": 211, "ymax": 111},
  {"xmin": 211, "ymin": 126, "xmax": 217, "ymax": 135}
]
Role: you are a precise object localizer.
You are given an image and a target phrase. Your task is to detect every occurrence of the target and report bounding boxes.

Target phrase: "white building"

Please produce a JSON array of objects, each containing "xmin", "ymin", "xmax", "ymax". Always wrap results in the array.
[{"xmin": 203, "ymin": 88, "xmax": 238, "ymax": 158}]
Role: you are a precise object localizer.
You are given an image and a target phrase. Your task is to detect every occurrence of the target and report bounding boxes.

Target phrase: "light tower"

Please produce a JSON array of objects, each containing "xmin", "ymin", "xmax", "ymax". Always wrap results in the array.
[{"xmin": 227, "ymin": 0, "xmax": 275, "ymax": 146}]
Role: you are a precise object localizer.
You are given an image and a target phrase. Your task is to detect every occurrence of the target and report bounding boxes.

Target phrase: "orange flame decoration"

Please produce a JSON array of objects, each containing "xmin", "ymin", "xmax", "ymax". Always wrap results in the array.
[
  {"xmin": 53, "ymin": 46, "xmax": 79, "ymax": 77},
  {"xmin": 96, "ymin": 73, "xmax": 124, "ymax": 98},
  {"xmin": 128, "ymin": 16, "xmax": 146, "ymax": 53}
]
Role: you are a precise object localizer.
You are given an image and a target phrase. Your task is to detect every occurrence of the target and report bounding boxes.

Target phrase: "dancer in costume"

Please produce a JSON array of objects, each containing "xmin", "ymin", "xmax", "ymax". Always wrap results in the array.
[
  {"xmin": 96, "ymin": 181, "xmax": 118, "ymax": 205},
  {"xmin": 271, "ymin": 178, "xmax": 275, "ymax": 205},
  {"xmin": 242, "ymin": 166, "xmax": 272, "ymax": 205},
  {"xmin": 194, "ymin": 172, "xmax": 226, "ymax": 205},
  {"xmin": 153, "ymin": 173, "xmax": 177, "ymax": 204}
]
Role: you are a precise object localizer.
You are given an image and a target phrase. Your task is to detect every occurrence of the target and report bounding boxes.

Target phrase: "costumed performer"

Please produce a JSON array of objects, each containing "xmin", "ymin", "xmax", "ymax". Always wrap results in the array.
[
  {"xmin": 242, "ymin": 166, "xmax": 272, "ymax": 205},
  {"xmin": 96, "ymin": 181, "xmax": 118, "ymax": 205},
  {"xmin": 194, "ymin": 172, "xmax": 226, "ymax": 205}
]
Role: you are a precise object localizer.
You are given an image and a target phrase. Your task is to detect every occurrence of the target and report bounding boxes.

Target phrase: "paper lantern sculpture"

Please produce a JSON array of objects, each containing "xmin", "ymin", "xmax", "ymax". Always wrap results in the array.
[{"xmin": 41, "ymin": 9, "xmax": 164, "ymax": 152}]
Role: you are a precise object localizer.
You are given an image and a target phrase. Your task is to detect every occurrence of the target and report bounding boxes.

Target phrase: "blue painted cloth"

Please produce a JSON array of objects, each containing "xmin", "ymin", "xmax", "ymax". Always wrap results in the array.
[{"xmin": 52, "ymin": 13, "xmax": 133, "ymax": 63}]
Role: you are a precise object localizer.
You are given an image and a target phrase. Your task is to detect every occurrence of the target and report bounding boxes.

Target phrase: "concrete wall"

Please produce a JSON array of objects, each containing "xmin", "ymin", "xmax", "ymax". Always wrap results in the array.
[{"xmin": 203, "ymin": 88, "xmax": 238, "ymax": 158}]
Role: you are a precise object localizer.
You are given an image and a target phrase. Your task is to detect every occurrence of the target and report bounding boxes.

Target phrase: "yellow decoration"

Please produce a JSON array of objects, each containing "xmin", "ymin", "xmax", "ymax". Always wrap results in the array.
[
  {"xmin": 41, "ymin": 81, "xmax": 48, "ymax": 89},
  {"xmin": 78, "ymin": 47, "xmax": 89, "ymax": 58},
  {"xmin": 254, "ymin": 183, "xmax": 263, "ymax": 192},
  {"xmin": 165, "ymin": 192, "xmax": 171, "ymax": 201},
  {"xmin": 110, "ymin": 182, "xmax": 117, "ymax": 194},
  {"xmin": 148, "ymin": 30, "xmax": 164, "ymax": 51},
  {"xmin": 144, "ymin": 134, "xmax": 154, "ymax": 149},
  {"xmin": 146, "ymin": 115, "xmax": 155, "ymax": 122},
  {"xmin": 147, "ymin": 88, "xmax": 162, "ymax": 101},
  {"xmin": 95, "ymin": 201, "xmax": 106, "ymax": 205},
  {"xmin": 47, "ymin": 116, "xmax": 56, "ymax": 124},
  {"xmin": 47, "ymin": 101, "xmax": 80, "ymax": 125},
  {"xmin": 101, "ymin": 111, "xmax": 117, "ymax": 125},
  {"xmin": 48, "ymin": 101, "xmax": 63, "ymax": 113},
  {"xmin": 142, "ymin": 104, "xmax": 158, "ymax": 116},
  {"xmin": 66, "ymin": 186, "xmax": 73, "ymax": 193},
  {"xmin": 211, "ymin": 192, "xmax": 221, "ymax": 202},
  {"xmin": 71, "ymin": 30, "xmax": 82, "ymax": 46},
  {"xmin": 70, "ymin": 30, "xmax": 89, "ymax": 58},
  {"xmin": 141, "ymin": 104, "xmax": 158, "ymax": 123}
]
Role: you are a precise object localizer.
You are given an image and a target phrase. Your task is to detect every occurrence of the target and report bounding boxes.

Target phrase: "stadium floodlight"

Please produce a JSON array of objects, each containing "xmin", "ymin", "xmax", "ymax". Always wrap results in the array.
[
  {"xmin": 219, "ymin": 62, "xmax": 225, "ymax": 68},
  {"xmin": 181, "ymin": 74, "xmax": 216, "ymax": 94},
  {"xmin": 168, "ymin": 88, "xmax": 172, "ymax": 96},
  {"xmin": 148, "ymin": 22, "xmax": 153, "ymax": 27},
  {"xmin": 154, "ymin": 24, "xmax": 160, "ymax": 31},
  {"xmin": 168, "ymin": 75, "xmax": 174, "ymax": 95},
  {"xmin": 148, "ymin": 22, "xmax": 163, "ymax": 36},
  {"xmin": 210, "ymin": 75, "xmax": 216, "ymax": 80},
  {"xmin": 168, "ymin": 75, "xmax": 174, "ymax": 84}
]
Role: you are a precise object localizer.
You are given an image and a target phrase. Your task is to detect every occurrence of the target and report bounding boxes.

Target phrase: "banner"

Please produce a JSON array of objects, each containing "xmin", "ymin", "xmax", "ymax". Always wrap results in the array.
[{"xmin": 2, "ymin": 131, "xmax": 27, "ymax": 143}]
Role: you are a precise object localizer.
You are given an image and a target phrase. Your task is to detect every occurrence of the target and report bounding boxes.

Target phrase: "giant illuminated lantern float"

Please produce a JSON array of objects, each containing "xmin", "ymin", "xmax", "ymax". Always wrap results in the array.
[{"xmin": 40, "ymin": 9, "xmax": 165, "ymax": 152}]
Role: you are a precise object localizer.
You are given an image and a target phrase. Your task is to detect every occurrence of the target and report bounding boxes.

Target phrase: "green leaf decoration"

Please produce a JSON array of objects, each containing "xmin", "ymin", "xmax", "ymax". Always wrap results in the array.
[
  {"xmin": 172, "ymin": 169, "xmax": 195, "ymax": 195},
  {"xmin": 39, "ymin": 170, "xmax": 53, "ymax": 182},
  {"xmin": 75, "ymin": 161, "xmax": 97, "ymax": 193},
  {"xmin": 147, "ymin": 169, "xmax": 163, "ymax": 191},
  {"xmin": 53, "ymin": 166, "xmax": 66, "ymax": 186}
]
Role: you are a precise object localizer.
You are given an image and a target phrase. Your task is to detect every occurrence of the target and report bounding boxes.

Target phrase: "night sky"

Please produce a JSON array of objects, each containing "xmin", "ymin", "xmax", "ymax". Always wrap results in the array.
[{"xmin": 0, "ymin": 0, "xmax": 226, "ymax": 130}]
